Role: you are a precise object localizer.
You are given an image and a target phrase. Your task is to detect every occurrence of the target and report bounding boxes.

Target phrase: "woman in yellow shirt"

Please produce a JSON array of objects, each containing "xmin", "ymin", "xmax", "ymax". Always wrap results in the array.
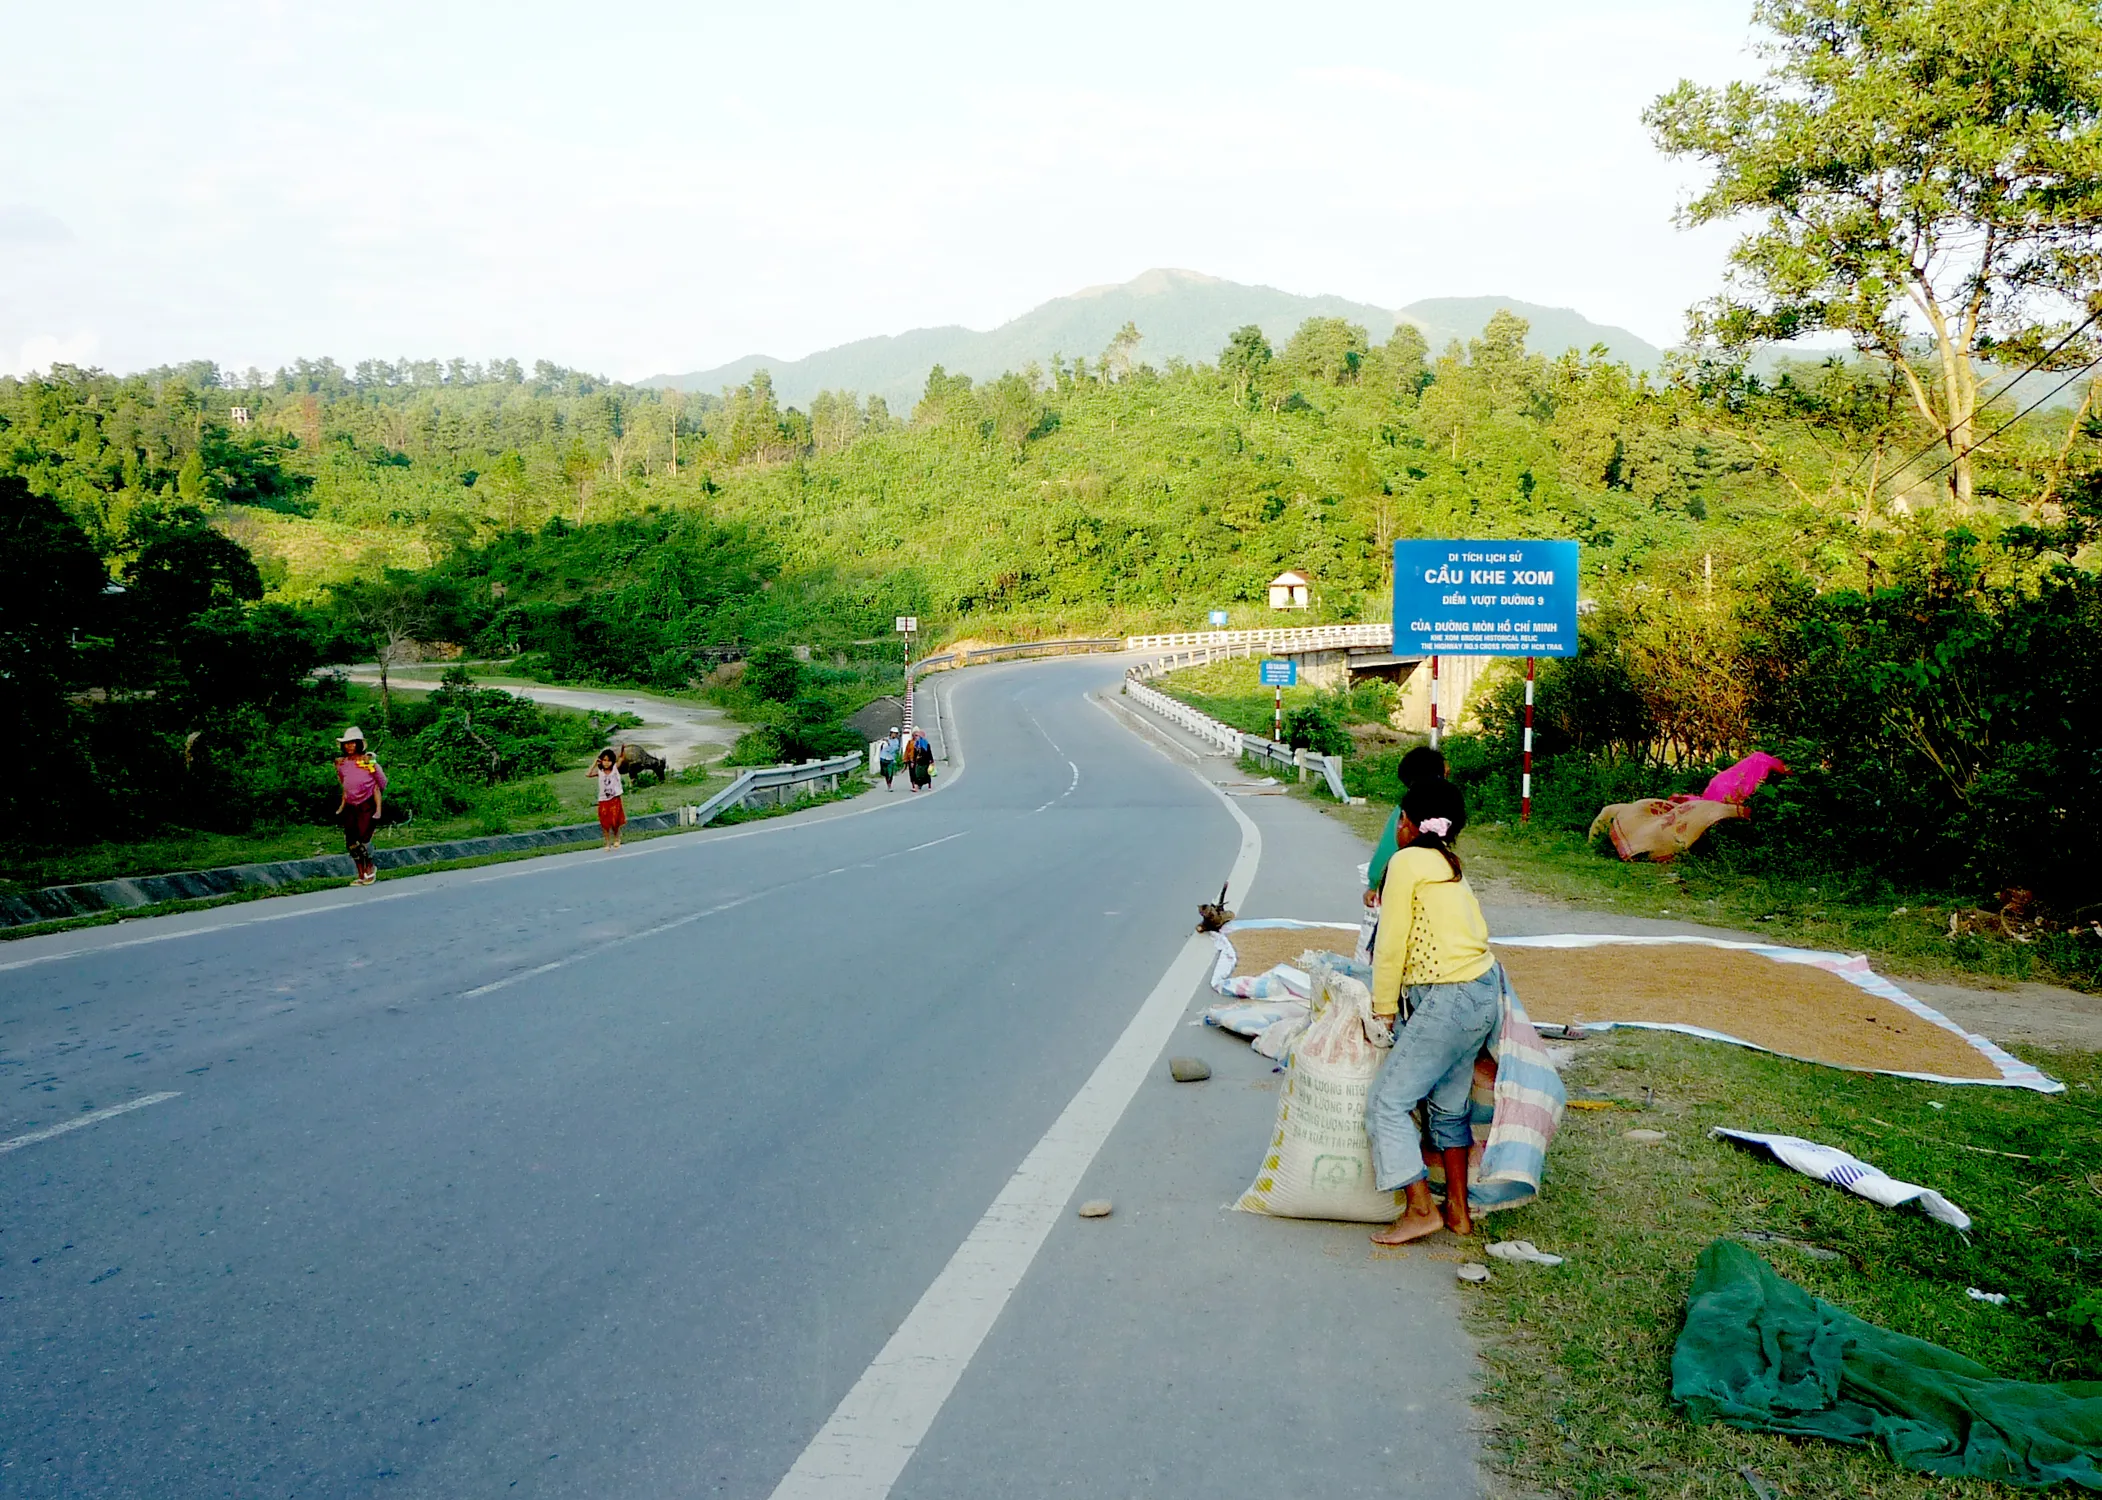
[{"xmin": 1363, "ymin": 779, "xmax": 1503, "ymax": 1245}]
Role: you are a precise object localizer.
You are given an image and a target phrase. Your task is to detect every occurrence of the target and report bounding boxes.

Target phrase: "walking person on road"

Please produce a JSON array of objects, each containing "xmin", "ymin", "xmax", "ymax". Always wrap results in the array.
[
  {"xmin": 333, "ymin": 727, "xmax": 387, "ymax": 886},
  {"xmin": 907, "ymin": 729, "xmax": 933, "ymax": 792},
  {"xmin": 589, "ymin": 749, "xmax": 626, "ymax": 850},
  {"xmin": 1362, "ymin": 778, "xmax": 1501, "ymax": 1246},
  {"xmin": 879, "ymin": 728, "xmax": 902, "ymax": 790}
]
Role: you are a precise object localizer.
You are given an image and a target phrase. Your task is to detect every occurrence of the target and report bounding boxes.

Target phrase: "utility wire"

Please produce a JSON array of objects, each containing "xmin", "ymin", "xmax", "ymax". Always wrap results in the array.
[
  {"xmin": 1900, "ymin": 349, "xmax": 2102, "ymax": 497},
  {"xmin": 1870, "ymin": 305, "xmax": 2102, "ymax": 498}
]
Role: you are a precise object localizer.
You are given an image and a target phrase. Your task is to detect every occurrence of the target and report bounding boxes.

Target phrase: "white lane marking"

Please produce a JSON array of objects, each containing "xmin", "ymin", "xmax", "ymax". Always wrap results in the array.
[
  {"xmin": 0, "ymin": 889, "xmax": 426, "ymax": 973},
  {"xmin": 1021, "ymin": 706, "xmax": 1063, "ymax": 757},
  {"xmin": 1027, "ymin": 760, "xmax": 1084, "ymax": 817},
  {"xmin": 459, "ymin": 831, "xmax": 971, "ymax": 998},
  {"xmin": 0, "ymin": 1092, "xmax": 181, "ymax": 1156},
  {"xmin": 900, "ymin": 832, "xmax": 966, "ymax": 855},
  {"xmin": 0, "ymin": 677, "xmax": 976, "ymax": 976},
  {"xmin": 766, "ymin": 752, "xmax": 1261, "ymax": 1500}
]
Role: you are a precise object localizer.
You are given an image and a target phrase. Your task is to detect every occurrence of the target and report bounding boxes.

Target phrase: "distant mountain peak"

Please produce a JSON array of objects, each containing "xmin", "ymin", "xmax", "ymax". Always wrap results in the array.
[
  {"xmin": 1069, "ymin": 267, "xmax": 1226, "ymax": 299},
  {"xmin": 647, "ymin": 274, "xmax": 1663, "ymax": 408}
]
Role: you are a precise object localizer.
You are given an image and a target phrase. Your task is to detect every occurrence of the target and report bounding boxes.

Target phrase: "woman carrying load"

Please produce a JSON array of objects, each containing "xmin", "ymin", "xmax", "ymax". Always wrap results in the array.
[
  {"xmin": 333, "ymin": 726, "xmax": 387, "ymax": 886},
  {"xmin": 1363, "ymin": 777, "xmax": 1501, "ymax": 1245}
]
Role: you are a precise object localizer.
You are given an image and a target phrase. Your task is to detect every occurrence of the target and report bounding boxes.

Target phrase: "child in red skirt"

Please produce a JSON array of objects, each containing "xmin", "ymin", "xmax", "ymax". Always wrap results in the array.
[{"xmin": 589, "ymin": 749, "xmax": 626, "ymax": 849}]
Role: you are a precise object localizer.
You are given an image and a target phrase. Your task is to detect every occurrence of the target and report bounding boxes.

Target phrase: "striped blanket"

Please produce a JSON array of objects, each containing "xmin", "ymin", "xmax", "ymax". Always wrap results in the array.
[{"xmin": 1447, "ymin": 968, "xmax": 1567, "ymax": 1213}]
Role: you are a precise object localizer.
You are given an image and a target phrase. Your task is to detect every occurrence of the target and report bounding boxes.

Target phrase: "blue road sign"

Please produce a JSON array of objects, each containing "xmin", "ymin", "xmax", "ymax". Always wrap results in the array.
[
  {"xmin": 1208, "ymin": 609, "xmax": 1230, "ymax": 627},
  {"xmin": 1259, "ymin": 658, "xmax": 1298, "ymax": 687},
  {"xmin": 1391, "ymin": 539, "xmax": 1580, "ymax": 657}
]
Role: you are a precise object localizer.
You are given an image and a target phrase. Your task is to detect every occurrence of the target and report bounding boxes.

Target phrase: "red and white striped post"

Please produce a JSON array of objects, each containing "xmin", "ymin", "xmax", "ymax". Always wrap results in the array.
[
  {"xmin": 1521, "ymin": 656, "xmax": 1535, "ymax": 823},
  {"xmin": 1428, "ymin": 654, "xmax": 1441, "ymax": 749}
]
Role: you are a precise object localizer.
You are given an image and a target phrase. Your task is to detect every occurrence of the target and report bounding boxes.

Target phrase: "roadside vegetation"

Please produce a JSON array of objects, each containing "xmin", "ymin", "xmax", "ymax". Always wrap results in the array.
[{"xmin": 1462, "ymin": 1030, "xmax": 2101, "ymax": 1500}]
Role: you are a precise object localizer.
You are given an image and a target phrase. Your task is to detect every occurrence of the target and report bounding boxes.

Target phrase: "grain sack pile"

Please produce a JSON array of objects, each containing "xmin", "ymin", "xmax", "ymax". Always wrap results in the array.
[{"xmin": 1235, "ymin": 959, "xmax": 1404, "ymax": 1223}]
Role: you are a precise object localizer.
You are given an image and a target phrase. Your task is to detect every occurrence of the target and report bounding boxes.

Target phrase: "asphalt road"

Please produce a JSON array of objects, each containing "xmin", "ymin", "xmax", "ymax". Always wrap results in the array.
[{"xmin": 1, "ymin": 659, "xmax": 1482, "ymax": 1499}]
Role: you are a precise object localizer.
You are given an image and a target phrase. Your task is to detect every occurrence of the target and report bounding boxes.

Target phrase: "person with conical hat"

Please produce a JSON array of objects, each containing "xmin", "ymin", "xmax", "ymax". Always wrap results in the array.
[{"xmin": 333, "ymin": 726, "xmax": 387, "ymax": 886}]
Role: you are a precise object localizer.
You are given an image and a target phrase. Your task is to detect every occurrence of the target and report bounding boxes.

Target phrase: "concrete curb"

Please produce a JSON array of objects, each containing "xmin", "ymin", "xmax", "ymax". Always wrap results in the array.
[
  {"xmin": 2, "ymin": 747, "xmax": 868, "ymax": 931},
  {"xmin": 0, "ymin": 810, "xmax": 690, "ymax": 929}
]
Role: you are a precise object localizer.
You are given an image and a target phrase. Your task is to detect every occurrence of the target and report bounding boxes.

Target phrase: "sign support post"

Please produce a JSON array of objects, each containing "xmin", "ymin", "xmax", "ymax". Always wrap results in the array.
[
  {"xmin": 1522, "ymin": 656, "xmax": 1535, "ymax": 822},
  {"xmin": 1429, "ymin": 654, "xmax": 1441, "ymax": 748},
  {"xmin": 1258, "ymin": 657, "xmax": 1297, "ymax": 743}
]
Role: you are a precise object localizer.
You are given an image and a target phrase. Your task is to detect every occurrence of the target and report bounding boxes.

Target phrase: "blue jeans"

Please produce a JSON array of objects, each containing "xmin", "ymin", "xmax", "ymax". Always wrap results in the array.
[{"xmin": 1365, "ymin": 965, "xmax": 1504, "ymax": 1192}]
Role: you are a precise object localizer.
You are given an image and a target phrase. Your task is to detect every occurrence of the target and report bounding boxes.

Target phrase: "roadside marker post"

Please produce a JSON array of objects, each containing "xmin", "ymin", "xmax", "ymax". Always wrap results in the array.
[
  {"xmin": 1429, "ymin": 654, "xmax": 1441, "ymax": 749},
  {"xmin": 897, "ymin": 616, "xmax": 918, "ymax": 732}
]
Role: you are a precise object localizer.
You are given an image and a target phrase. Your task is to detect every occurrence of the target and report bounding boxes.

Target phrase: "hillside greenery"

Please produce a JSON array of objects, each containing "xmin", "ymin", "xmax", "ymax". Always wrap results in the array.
[{"xmin": 4, "ymin": 305, "xmax": 2099, "ymax": 907}]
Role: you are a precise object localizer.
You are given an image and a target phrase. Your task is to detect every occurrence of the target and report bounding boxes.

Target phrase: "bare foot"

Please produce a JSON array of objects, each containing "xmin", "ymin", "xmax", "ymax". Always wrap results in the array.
[
  {"xmin": 1443, "ymin": 1202, "xmax": 1475, "ymax": 1237},
  {"xmin": 1371, "ymin": 1208, "xmax": 1446, "ymax": 1246}
]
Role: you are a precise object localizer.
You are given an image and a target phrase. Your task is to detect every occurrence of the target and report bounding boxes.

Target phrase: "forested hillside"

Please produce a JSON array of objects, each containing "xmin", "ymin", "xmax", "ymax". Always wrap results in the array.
[
  {"xmin": 18, "ymin": 311, "xmax": 2088, "ymax": 654},
  {"xmin": 5, "ymin": 309, "xmax": 2099, "ymax": 913}
]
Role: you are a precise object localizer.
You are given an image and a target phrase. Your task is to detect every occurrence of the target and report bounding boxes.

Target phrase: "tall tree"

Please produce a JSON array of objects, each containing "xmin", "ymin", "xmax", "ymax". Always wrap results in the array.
[
  {"xmin": 1648, "ymin": 0, "xmax": 2102, "ymax": 505},
  {"xmin": 1219, "ymin": 325, "xmax": 1273, "ymax": 409},
  {"xmin": 1100, "ymin": 321, "xmax": 1143, "ymax": 383}
]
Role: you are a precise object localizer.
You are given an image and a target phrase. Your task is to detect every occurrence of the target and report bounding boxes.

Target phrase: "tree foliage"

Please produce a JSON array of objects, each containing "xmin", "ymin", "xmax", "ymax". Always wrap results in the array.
[{"xmin": 1648, "ymin": 0, "xmax": 2102, "ymax": 504}]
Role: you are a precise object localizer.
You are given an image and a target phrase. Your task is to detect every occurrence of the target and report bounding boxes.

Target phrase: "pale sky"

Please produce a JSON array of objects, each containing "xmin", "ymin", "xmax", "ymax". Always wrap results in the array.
[{"xmin": 5, "ymin": 0, "xmax": 1763, "ymax": 382}]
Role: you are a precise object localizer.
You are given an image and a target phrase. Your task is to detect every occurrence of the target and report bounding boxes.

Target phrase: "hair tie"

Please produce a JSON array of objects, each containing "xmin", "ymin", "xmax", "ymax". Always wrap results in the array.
[{"xmin": 1416, "ymin": 817, "xmax": 1452, "ymax": 838}]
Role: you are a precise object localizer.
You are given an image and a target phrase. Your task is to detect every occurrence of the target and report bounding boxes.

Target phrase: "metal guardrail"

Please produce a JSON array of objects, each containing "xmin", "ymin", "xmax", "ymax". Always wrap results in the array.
[
  {"xmin": 1240, "ymin": 733, "xmax": 1352, "ymax": 802},
  {"xmin": 1119, "ymin": 677, "xmax": 1351, "ymax": 801},
  {"xmin": 685, "ymin": 750, "xmax": 864, "ymax": 824},
  {"xmin": 907, "ymin": 637, "xmax": 1122, "ymax": 683},
  {"xmin": 1124, "ymin": 623, "xmax": 1392, "ymax": 651},
  {"xmin": 963, "ymin": 637, "xmax": 1122, "ymax": 664}
]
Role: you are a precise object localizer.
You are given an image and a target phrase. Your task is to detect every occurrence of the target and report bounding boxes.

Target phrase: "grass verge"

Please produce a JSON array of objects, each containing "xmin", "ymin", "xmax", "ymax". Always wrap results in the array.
[{"xmin": 1455, "ymin": 1029, "xmax": 2100, "ymax": 1498}]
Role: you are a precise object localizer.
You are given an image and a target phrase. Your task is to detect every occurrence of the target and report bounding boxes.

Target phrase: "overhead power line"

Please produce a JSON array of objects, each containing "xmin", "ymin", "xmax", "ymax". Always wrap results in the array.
[
  {"xmin": 1900, "ymin": 349, "xmax": 2102, "ymax": 499},
  {"xmin": 1871, "ymin": 305, "xmax": 2102, "ymax": 500}
]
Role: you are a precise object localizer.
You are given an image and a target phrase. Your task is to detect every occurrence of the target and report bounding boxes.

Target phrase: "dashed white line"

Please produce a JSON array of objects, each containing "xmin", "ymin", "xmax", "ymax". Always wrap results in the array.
[
  {"xmin": 458, "ymin": 832, "xmax": 970, "ymax": 998},
  {"xmin": 0, "ymin": 1092, "xmax": 182, "ymax": 1156}
]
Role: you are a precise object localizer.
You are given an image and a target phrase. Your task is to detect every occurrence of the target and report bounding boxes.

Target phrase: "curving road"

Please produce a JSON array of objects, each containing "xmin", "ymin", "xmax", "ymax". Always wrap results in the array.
[{"xmin": 0, "ymin": 659, "xmax": 1481, "ymax": 1499}]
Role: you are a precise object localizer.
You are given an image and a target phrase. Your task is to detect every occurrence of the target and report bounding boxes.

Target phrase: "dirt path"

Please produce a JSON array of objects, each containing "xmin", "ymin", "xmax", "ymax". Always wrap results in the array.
[{"xmin": 344, "ymin": 669, "xmax": 739, "ymax": 770}]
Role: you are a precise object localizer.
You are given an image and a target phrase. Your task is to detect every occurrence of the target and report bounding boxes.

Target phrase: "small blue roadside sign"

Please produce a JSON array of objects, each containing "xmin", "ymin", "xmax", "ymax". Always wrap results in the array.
[
  {"xmin": 1259, "ymin": 658, "xmax": 1297, "ymax": 687},
  {"xmin": 1391, "ymin": 539, "xmax": 1580, "ymax": 657},
  {"xmin": 1208, "ymin": 609, "xmax": 1229, "ymax": 627}
]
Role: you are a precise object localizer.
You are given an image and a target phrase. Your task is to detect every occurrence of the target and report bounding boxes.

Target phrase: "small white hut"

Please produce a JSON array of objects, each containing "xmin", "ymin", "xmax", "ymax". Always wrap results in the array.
[{"xmin": 1267, "ymin": 569, "xmax": 1311, "ymax": 609}]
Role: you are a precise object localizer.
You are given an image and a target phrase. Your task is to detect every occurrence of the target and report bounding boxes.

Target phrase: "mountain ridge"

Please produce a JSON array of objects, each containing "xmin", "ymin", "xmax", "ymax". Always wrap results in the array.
[{"xmin": 647, "ymin": 269, "xmax": 1665, "ymax": 408}]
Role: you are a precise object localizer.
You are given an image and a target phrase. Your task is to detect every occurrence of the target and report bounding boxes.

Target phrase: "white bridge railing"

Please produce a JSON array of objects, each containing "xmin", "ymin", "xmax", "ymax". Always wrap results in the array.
[
  {"xmin": 1123, "ymin": 678, "xmax": 1245, "ymax": 756},
  {"xmin": 1124, "ymin": 623, "xmax": 1392, "ymax": 652},
  {"xmin": 1120, "ymin": 678, "xmax": 1351, "ymax": 802}
]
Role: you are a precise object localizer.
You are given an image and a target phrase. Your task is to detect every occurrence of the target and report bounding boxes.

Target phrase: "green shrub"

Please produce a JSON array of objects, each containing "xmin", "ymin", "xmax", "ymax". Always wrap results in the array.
[
  {"xmin": 743, "ymin": 646, "xmax": 803, "ymax": 702},
  {"xmin": 1283, "ymin": 701, "xmax": 1351, "ymax": 756}
]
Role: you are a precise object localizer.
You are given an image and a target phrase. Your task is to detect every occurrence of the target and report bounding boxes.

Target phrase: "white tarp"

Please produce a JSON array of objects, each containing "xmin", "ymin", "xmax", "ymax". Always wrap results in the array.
[{"xmin": 1712, "ymin": 1128, "xmax": 1973, "ymax": 1231}]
